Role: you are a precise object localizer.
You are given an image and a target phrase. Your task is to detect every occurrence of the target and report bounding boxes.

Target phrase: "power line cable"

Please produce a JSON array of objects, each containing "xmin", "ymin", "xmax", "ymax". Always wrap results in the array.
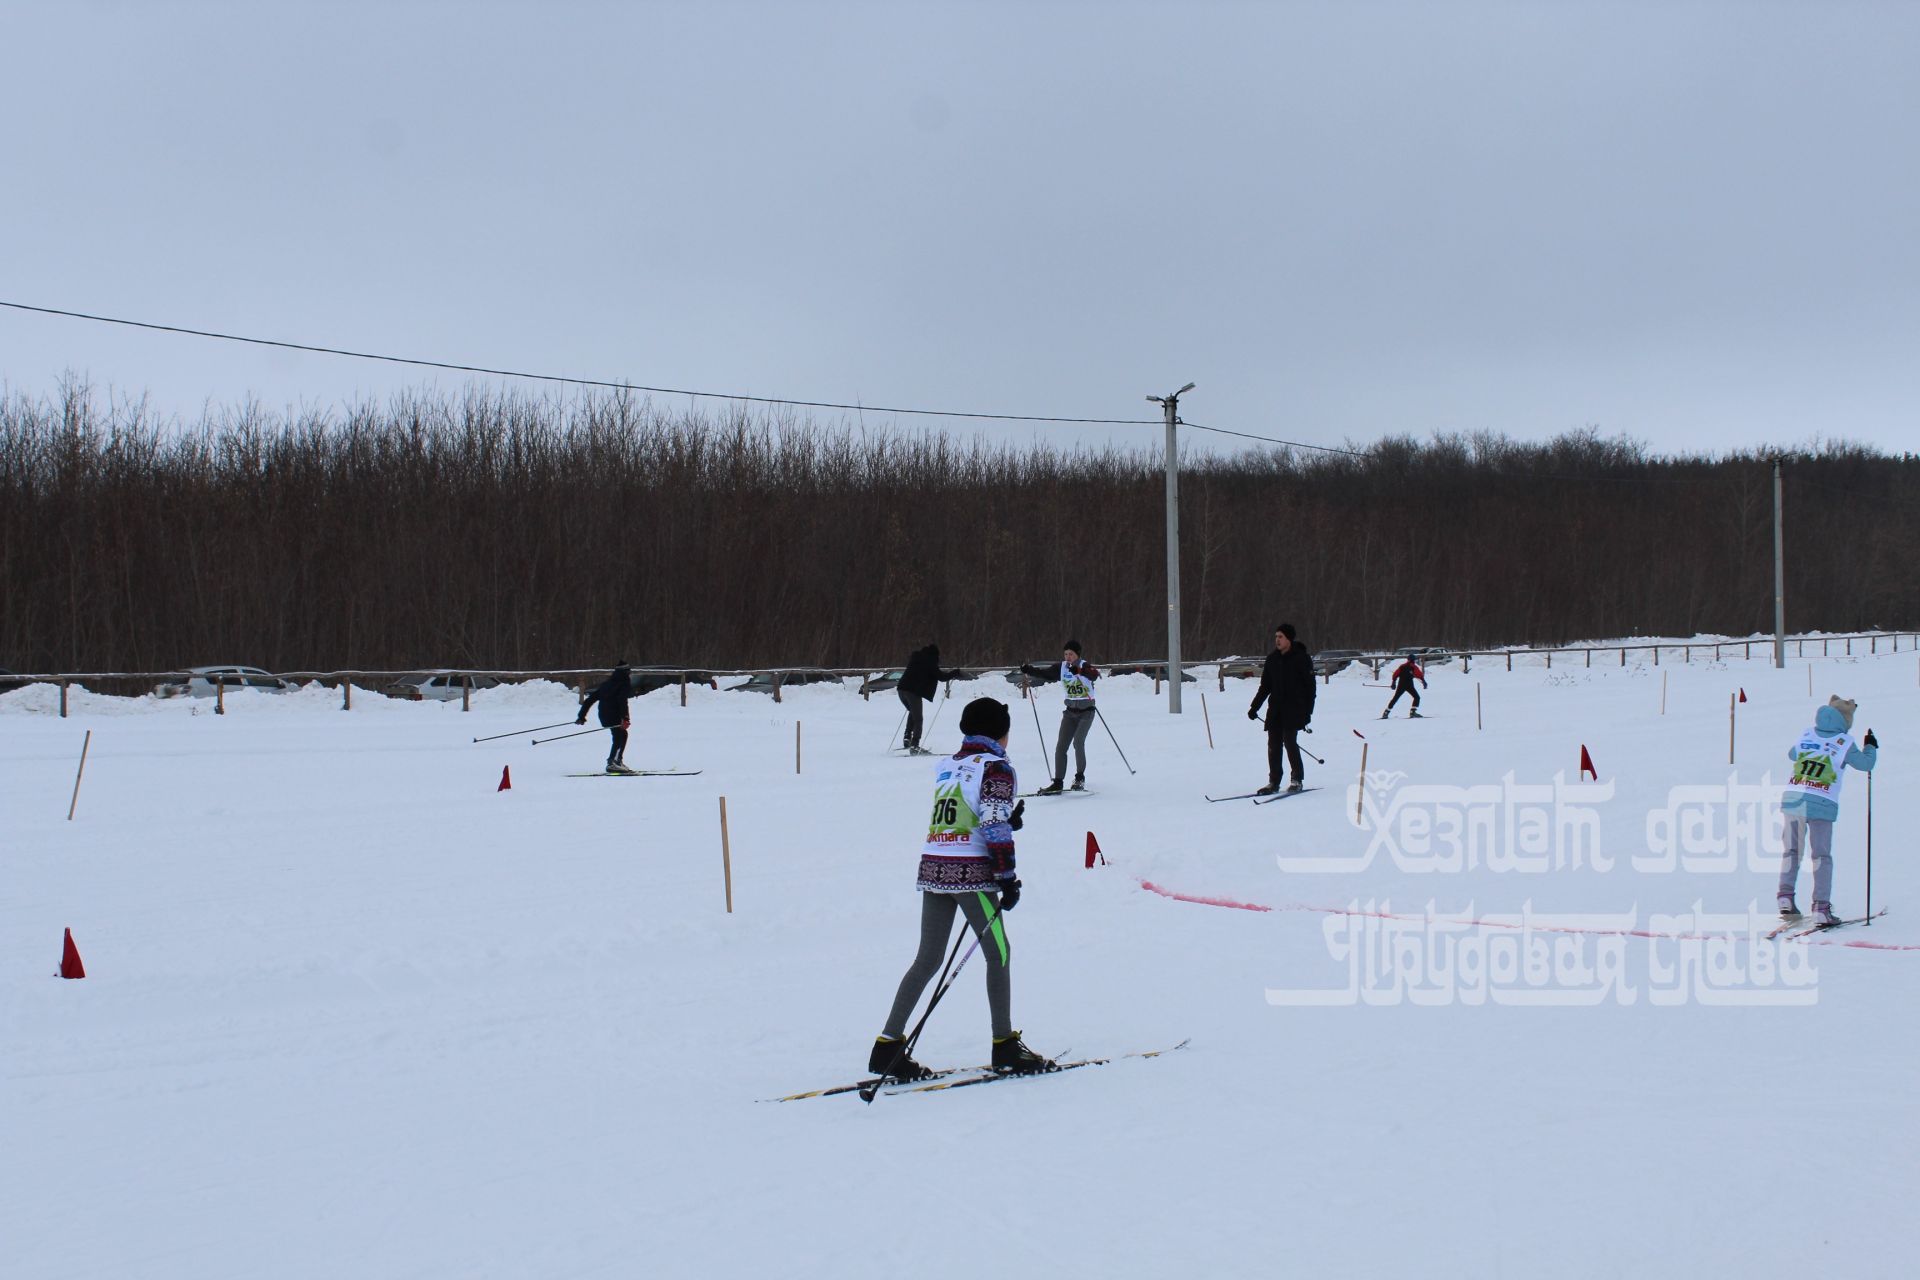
[{"xmin": 0, "ymin": 299, "xmax": 1162, "ymax": 427}]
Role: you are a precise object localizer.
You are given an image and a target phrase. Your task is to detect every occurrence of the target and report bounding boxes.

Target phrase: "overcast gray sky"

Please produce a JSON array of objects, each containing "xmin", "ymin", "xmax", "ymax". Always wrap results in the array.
[{"xmin": 4, "ymin": 0, "xmax": 1917, "ymax": 457}]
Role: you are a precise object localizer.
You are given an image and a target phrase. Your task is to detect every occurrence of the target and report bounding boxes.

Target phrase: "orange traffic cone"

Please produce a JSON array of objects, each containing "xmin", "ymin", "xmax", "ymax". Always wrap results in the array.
[
  {"xmin": 60, "ymin": 928, "xmax": 85, "ymax": 979},
  {"xmin": 497, "ymin": 765, "xmax": 512, "ymax": 792},
  {"xmin": 1579, "ymin": 745, "xmax": 1598, "ymax": 781}
]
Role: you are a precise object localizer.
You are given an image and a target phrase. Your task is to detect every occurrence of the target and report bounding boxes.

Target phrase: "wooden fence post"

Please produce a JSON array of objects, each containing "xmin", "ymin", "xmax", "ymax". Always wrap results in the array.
[
  {"xmin": 773, "ymin": 673, "xmax": 783, "ymax": 704},
  {"xmin": 343, "ymin": 680, "xmax": 352, "ymax": 711},
  {"xmin": 681, "ymin": 672, "xmax": 688, "ymax": 707},
  {"xmin": 60, "ymin": 679, "xmax": 69, "ymax": 718},
  {"xmin": 216, "ymin": 677, "xmax": 226, "ymax": 715},
  {"xmin": 462, "ymin": 674, "xmax": 471, "ymax": 713}
]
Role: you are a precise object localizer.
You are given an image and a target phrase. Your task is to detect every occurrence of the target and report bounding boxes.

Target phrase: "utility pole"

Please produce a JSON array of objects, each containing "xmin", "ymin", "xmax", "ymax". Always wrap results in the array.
[
  {"xmin": 1772, "ymin": 456, "xmax": 1785, "ymax": 669},
  {"xmin": 1147, "ymin": 382, "xmax": 1194, "ymax": 714}
]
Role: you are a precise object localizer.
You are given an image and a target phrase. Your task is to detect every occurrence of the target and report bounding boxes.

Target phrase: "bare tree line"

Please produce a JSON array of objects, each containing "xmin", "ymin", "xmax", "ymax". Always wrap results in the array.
[{"xmin": 2, "ymin": 382, "xmax": 1914, "ymax": 674}]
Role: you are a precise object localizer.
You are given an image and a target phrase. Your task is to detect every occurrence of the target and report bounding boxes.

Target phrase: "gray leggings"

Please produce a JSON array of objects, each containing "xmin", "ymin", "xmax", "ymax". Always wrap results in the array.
[
  {"xmin": 1054, "ymin": 705, "xmax": 1096, "ymax": 782},
  {"xmin": 1779, "ymin": 814, "xmax": 1835, "ymax": 904},
  {"xmin": 883, "ymin": 890, "xmax": 1012, "ymax": 1040}
]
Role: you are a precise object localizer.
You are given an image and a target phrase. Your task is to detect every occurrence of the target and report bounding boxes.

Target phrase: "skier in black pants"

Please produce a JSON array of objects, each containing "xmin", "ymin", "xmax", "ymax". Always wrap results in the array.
[
  {"xmin": 1248, "ymin": 623, "xmax": 1315, "ymax": 794},
  {"xmin": 1020, "ymin": 639, "xmax": 1100, "ymax": 794},
  {"xmin": 1383, "ymin": 658, "xmax": 1426, "ymax": 719},
  {"xmin": 897, "ymin": 642, "xmax": 959, "ymax": 754},
  {"xmin": 576, "ymin": 661, "xmax": 637, "ymax": 774}
]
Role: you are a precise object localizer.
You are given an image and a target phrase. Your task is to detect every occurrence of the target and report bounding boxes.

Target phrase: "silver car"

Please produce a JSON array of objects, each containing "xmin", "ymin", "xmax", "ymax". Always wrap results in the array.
[{"xmin": 156, "ymin": 665, "xmax": 296, "ymax": 697}]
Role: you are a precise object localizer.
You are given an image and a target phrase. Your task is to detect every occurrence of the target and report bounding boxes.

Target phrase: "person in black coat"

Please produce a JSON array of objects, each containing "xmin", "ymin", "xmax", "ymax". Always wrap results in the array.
[
  {"xmin": 577, "ymin": 661, "xmax": 637, "ymax": 774},
  {"xmin": 897, "ymin": 643, "xmax": 959, "ymax": 753},
  {"xmin": 1248, "ymin": 623, "xmax": 1316, "ymax": 794}
]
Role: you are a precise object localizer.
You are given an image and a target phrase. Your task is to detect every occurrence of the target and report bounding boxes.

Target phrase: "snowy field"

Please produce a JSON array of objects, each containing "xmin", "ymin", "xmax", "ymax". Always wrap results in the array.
[{"xmin": 5, "ymin": 645, "xmax": 1916, "ymax": 1279}]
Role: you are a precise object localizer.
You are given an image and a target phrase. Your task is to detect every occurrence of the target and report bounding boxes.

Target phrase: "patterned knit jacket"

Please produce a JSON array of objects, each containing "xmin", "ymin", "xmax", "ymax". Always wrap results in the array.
[{"xmin": 915, "ymin": 734, "xmax": 1018, "ymax": 893}]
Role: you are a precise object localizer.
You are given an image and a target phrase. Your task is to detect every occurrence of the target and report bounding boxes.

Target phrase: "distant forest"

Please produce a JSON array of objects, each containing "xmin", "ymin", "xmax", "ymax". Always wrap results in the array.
[{"xmin": 3, "ymin": 383, "xmax": 1915, "ymax": 674}]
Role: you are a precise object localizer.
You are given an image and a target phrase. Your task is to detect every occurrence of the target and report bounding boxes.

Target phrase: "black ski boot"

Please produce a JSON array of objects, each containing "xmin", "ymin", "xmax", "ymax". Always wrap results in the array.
[
  {"xmin": 1286, "ymin": 779, "xmax": 1305, "ymax": 793},
  {"xmin": 1254, "ymin": 782, "xmax": 1280, "ymax": 796},
  {"xmin": 868, "ymin": 1036, "xmax": 934, "ymax": 1082},
  {"xmin": 1036, "ymin": 779, "xmax": 1064, "ymax": 796},
  {"xmin": 992, "ymin": 1032, "xmax": 1057, "ymax": 1075},
  {"xmin": 1069, "ymin": 775, "xmax": 1086, "ymax": 792}
]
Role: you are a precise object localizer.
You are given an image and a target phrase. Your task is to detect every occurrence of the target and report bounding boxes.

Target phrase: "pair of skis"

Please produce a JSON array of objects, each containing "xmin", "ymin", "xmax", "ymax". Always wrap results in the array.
[
  {"xmin": 565, "ymin": 768, "xmax": 703, "ymax": 778},
  {"xmin": 766, "ymin": 1040, "xmax": 1189, "ymax": 1103},
  {"xmin": 1205, "ymin": 786, "xmax": 1321, "ymax": 805},
  {"xmin": 1763, "ymin": 908, "xmax": 1888, "ymax": 941}
]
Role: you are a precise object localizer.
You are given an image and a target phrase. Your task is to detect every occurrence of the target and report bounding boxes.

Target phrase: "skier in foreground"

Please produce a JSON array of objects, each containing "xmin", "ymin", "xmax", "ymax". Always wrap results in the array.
[
  {"xmin": 1249, "ymin": 623, "xmax": 1315, "ymax": 795},
  {"xmin": 576, "ymin": 661, "xmax": 638, "ymax": 774},
  {"xmin": 1382, "ymin": 655, "xmax": 1426, "ymax": 719},
  {"xmin": 869, "ymin": 697, "xmax": 1055, "ymax": 1081},
  {"xmin": 897, "ymin": 641, "xmax": 958, "ymax": 755},
  {"xmin": 1019, "ymin": 639, "xmax": 1100, "ymax": 794},
  {"xmin": 1777, "ymin": 695, "xmax": 1878, "ymax": 925}
]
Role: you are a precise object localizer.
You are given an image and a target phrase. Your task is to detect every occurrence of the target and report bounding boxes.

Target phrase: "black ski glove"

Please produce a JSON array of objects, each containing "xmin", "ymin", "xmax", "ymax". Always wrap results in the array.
[
  {"xmin": 575, "ymin": 714, "xmax": 587, "ymax": 726},
  {"xmin": 1008, "ymin": 800, "xmax": 1025, "ymax": 832},
  {"xmin": 1247, "ymin": 707, "xmax": 1259, "ymax": 721},
  {"xmin": 1864, "ymin": 729, "xmax": 1878, "ymax": 749},
  {"xmin": 997, "ymin": 878, "xmax": 1022, "ymax": 912}
]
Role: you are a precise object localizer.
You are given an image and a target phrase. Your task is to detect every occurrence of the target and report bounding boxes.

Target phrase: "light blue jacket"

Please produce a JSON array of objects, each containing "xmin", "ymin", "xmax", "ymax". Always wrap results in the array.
[{"xmin": 1781, "ymin": 705, "xmax": 1877, "ymax": 822}]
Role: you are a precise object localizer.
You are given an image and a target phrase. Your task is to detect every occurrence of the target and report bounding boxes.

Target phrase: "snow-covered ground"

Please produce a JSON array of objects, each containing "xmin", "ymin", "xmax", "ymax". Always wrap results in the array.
[{"xmin": 5, "ymin": 648, "xmax": 1916, "ymax": 1278}]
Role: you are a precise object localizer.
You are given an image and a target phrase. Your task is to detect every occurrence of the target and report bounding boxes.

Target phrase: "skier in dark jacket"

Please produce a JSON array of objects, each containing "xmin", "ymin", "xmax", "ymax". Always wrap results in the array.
[
  {"xmin": 576, "ymin": 661, "xmax": 637, "ymax": 774},
  {"xmin": 1383, "ymin": 658, "xmax": 1426, "ymax": 719},
  {"xmin": 1248, "ymin": 623, "xmax": 1315, "ymax": 794},
  {"xmin": 897, "ymin": 643, "xmax": 959, "ymax": 754}
]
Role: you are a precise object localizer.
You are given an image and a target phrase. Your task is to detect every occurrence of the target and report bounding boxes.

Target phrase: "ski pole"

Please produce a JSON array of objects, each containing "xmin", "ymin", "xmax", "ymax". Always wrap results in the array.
[
  {"xmin": 1027, "ymin": 676, "xmax": 1048, "ymax": 761},
  {"xmin": 1299, "ymin": 741, "xmax": 1325, "ymax": 766},
  {"xmin": 530, "ymin": 725, "xmax": 602, "ymax": 745},
  {"xmin": 887, "ymin": 706, "xmax": 907, "ymax": 752},
  {"xmin": 472, "ymin": 719, "xmax": 578, "ymax": 744},
  {"xmin": 862, "ymin": 923, "xmax": 986, "ymax": 1104},
  {"xmin": 1865, "ymin": 767, "xmax": 1873, "ymax": 926},
  {"xmin": 925, "ymin": 687, "xmax": 951, "ymax": 738},
  {"xmin": 1094, "ymin": 708, "xmax": 1135, "ymax": 775}
]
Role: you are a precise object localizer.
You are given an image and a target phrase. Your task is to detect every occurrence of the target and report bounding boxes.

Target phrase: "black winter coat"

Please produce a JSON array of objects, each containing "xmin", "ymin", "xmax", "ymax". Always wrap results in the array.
[
  {"xmin": 899, "ymin": 645, "xmax": 956, "ymax": 702},
  {"xmin": 580, "ymin": 667, "xmax": 635, "ymax": 727},
  {"xmin": 1250, "ymin": 645, "xmax": 1316, "ymax": 732}
]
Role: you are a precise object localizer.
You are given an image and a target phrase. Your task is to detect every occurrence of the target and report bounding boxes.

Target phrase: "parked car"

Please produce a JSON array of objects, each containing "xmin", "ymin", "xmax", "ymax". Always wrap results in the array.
[
  {"xmin": 632, "ymin": 667, "xmax": 718, "ymax": 695},
  {"xmin": 1394, "ymin": 646, "xmax": 1455, "ymax": 667},
  {"xmin": 1312, "ymin": 649, "xmax": 1366, "ymax": 677},
  {"xmin": 727, "ymin": 669, "xmax": 845, "ymax": 695},
  {"xmin": 862, "ymin": 668, "xmax": 980, "ymax": 696},
  {"xmin": 1217, "ymin": 656, "xmax": 1264, "ymax": 680},
  {"xmin": 155, "ymin": 665, "xmax": 297, "ymax": 697},
  {"xmin": 384, "ymin": 673, "xmax": 504, "ymax": 701},
  {"xmin": 1103, "ymin": 661, "xmax": 1197, "ymax": 683}
]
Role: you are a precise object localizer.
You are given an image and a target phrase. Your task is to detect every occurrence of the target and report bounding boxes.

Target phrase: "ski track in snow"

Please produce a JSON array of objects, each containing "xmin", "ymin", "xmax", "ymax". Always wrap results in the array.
[{"xmin": 4, "ymin": 652, "xmax": 1917, "ymax": 1278}]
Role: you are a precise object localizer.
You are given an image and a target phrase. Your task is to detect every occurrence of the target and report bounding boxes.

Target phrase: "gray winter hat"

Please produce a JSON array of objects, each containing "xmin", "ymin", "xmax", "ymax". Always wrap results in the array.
[{"xmin": 1827, "ymin": 695, "xmax": 1857, "ymax": 729}]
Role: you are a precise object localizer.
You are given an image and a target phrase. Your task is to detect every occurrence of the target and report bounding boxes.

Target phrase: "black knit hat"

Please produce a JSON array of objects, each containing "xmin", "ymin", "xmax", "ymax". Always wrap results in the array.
[
  {"xmin": 1064, "ymin": 638, "xmax": 1083, "ymax": 655},
  {"xmin": 959, "ymin": 697, "xmax": 1012, "ymax": 740},
  {"xmin": 1275, "ymin": 623, "xmax": 1296, "ymax": 641}
]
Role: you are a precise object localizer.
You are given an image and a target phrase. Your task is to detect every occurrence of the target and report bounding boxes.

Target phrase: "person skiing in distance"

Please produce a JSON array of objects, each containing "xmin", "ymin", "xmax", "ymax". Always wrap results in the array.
[
  {"xmin": 576, "ymin": 661, "xmax": 638, "ymax": 774},
  {"xmin": 870, "ymin": 697, "xmax": 1054, "ymax": 1081},
  {"xmin": 1019, "ymin": 639, "xmax": 1100, "ymax": 794},
  {"xmin": 1777, "ymin": 695, "xmax": 1878, "ymax": 926},
  {"xmin": 1383, "ymin": 656, "xmax": 1426, "ymax": 719},
  {"xmin": 1248, "ymin": 623, "xmax": 1315, "ymax": 795},
  {"xmin": 897, "ymin": 642, "xmax": 959, "ymax": 755}
]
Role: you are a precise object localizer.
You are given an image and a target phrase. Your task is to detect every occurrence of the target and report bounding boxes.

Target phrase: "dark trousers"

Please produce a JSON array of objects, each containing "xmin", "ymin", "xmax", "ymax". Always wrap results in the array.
[
  {"xmin": 1267, "ymin": 726, "xmax": 1303, "ymax": 784},
  {"xmin": 607, "ymin": 725, "xmax": 628, "ymax": 763},
  {"xmin": 1386, "ymin": 682, "xmax": 1421, "ymax": 711},
  {"xmin": 898, "ymin": 686, "xmax": 924, "ymax": 748}
]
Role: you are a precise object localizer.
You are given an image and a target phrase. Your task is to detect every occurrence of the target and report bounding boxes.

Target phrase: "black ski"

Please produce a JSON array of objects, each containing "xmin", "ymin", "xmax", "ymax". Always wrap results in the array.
[
  {"xmin": 1769, "ymin": 908, "xmax": 1887, "ymax": 940},
  {"xmin": 764, "ymin": 1062, "xmax": 985, "ymax": 1102},
  {"xmin": 1020, "ymin": 789, "xmax": 1095, "ymax": 799},
  {"xmin": 565, "ymin": 769, "xmax": 704, "ymax": 778},
  {"xmin": 884, "ymin": 1040, "xmax": 1190, "ymax": 1095},
  {"xmin": 1205, "ymin": 792, "xmax": 1264, "ymax": 803},
  {"xmin": 1254, "ymin": 786, "xmax": 1322, "ymax": 805}
]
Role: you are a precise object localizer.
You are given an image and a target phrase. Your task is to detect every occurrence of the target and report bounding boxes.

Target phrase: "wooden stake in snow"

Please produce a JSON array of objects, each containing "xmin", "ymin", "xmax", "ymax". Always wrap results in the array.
[
  {"xmin": 67, "ymin": 729, "xmax": 92, "ymax": 821},
  {"xmin": 1200, "ymin": 692, "xmax": 1214, "ymax": 749},
  {"xmin": 1476, "ymin": 682, "xmax": 1483, "ymax": 731},
  {"xmin": 1808, "ymin": 664, "xmax": 1813, "ymax": 695},
  {"xmin": 1728, "ymin": 690, "xmax": 1737, "ymax": 765},
  {"xmin": 1661, "ymin": 669, "xmax": 1668, "ymax": 715},
  {"xmin": 216, "ymin": 677, "xmax": 226, "ymax": 716},
  {"xmin": 342, "ymin": 681, "xmax": 352, "ymax": 711},
  {"xmin": 719, "ymin": 796, "xmax": 734, "ymax": 913},
  {"xmin": 1355, "ymin": 739, "xmax": 1370, "ymax": 826},
  {"xmin": 795, "ymin": 721, "xmax": 803, "ymax": 775}
]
